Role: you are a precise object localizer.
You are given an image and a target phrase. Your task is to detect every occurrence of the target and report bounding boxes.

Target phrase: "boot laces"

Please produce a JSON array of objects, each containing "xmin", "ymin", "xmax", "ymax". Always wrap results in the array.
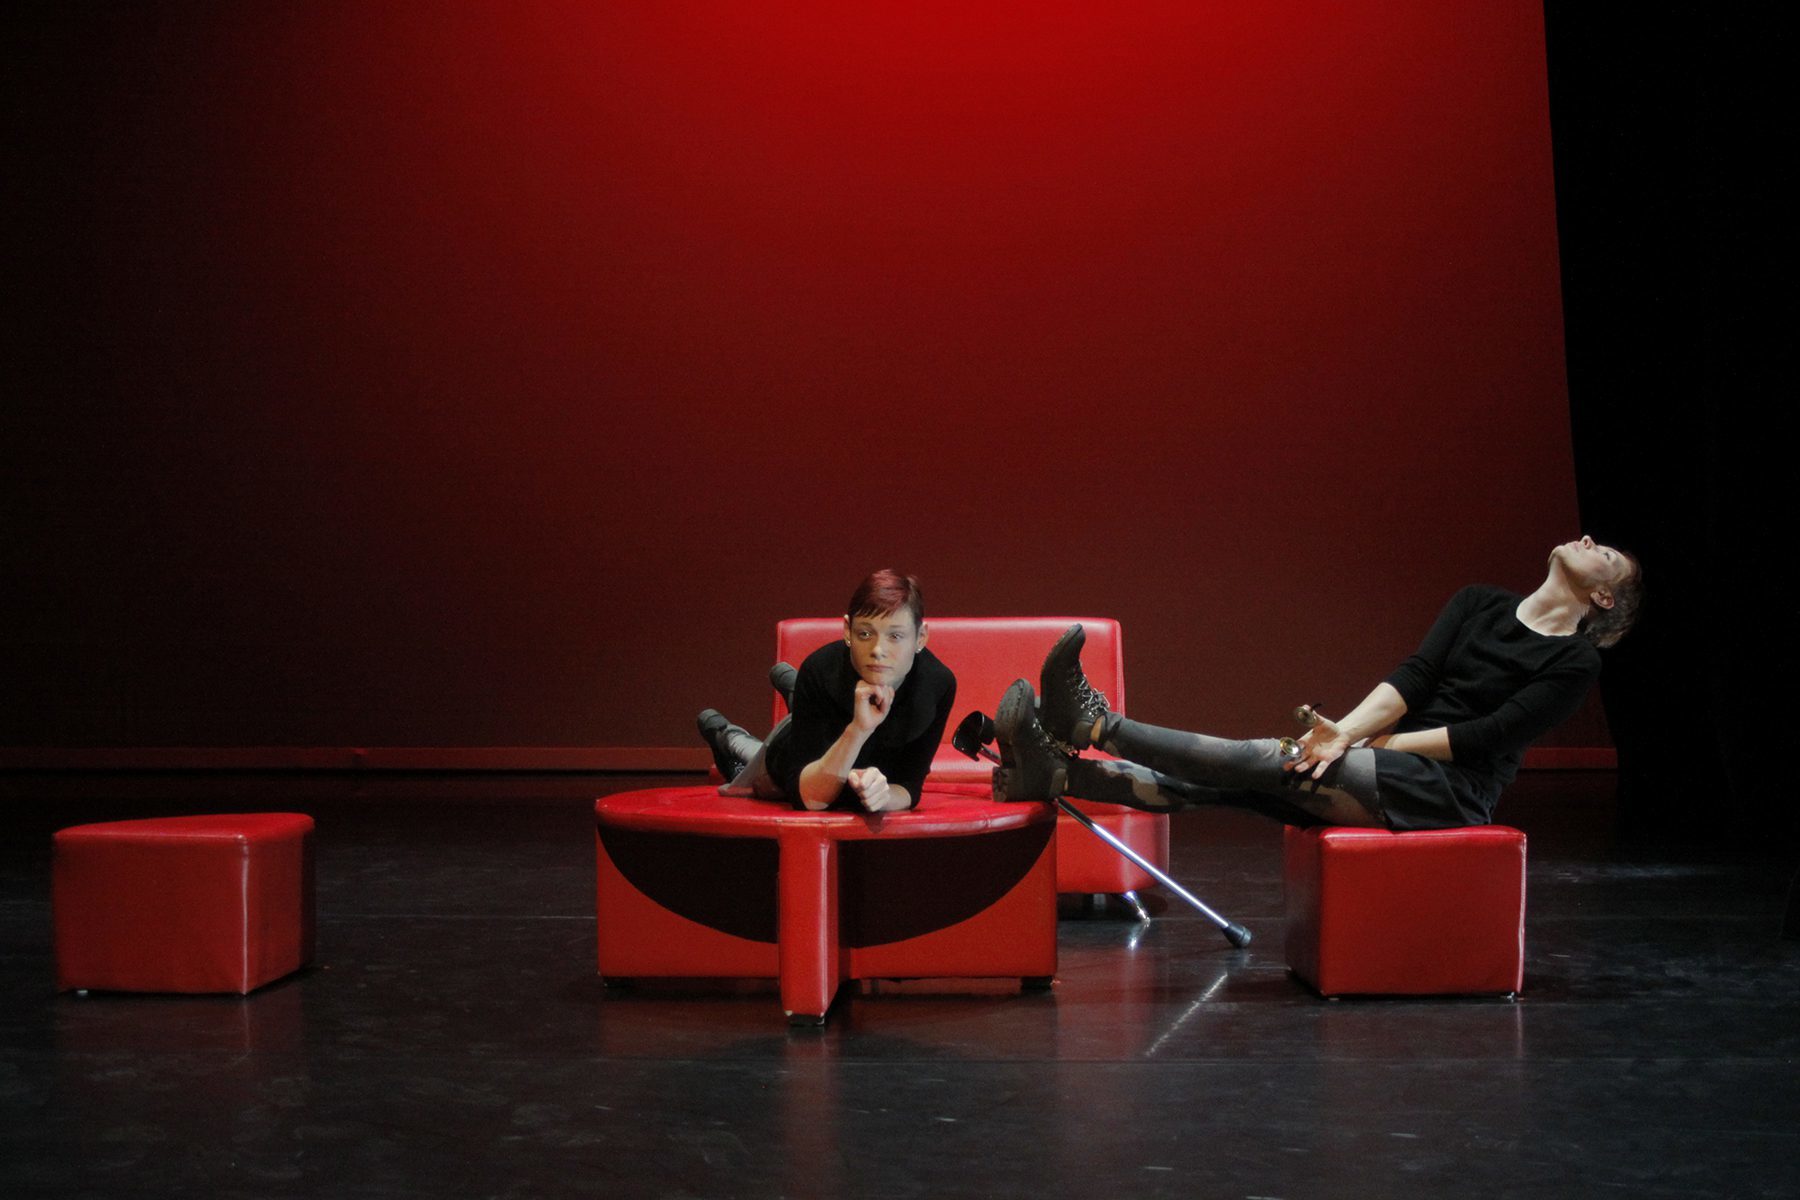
[{"xmin": 1045, "ymin": 667, "xmax": 1108, "ymax": 756}]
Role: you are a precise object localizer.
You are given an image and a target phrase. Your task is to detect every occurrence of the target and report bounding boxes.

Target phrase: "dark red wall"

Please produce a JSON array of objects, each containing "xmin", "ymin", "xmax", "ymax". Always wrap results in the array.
[{"xmin": 5, "ymin": 1, "xmax": 1597, "ymax": 755}]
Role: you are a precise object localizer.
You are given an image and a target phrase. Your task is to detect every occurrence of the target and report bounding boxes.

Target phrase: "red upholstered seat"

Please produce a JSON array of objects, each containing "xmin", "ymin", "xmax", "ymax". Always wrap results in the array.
[
  {"xmin": 1283, "ymin": 824, "xmax": 1527, "ymax": 997},
  {"xmin": 53, "ymin": 813, "xmax": 316, "ymax": 994},
  {"xmin": 595, "ymin": 785, "xmax": 1056, "ymax": 1023},
  {"xmin": 775, "ymin": 617, "xmax": 1167, "ymax": 899}
]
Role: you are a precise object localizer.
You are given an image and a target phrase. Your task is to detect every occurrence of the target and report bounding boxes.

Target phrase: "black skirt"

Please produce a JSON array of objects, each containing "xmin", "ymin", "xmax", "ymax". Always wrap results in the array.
[{"xmin": 1369, "ymin": 749, "xmax": 1500, "ymax": 830}]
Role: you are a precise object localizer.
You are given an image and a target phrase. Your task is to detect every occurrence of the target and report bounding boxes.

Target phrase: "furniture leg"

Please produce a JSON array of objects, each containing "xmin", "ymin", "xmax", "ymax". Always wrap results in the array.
[{"xmin": 778, "ymin": 830, "xmax": 841, "ymax": 1023}]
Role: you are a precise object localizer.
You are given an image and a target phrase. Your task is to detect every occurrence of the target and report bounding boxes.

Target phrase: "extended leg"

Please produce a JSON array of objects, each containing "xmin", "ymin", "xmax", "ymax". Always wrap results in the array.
[
  {"xmin": 1065, "ymin": 756, "xmax": 1335, "ymax": 827},
  {"xmin": 1096, "ymin": 716, "xmax": 1384, "ymax": 827},
  {"xmin": 1037, "ymin": 622, "xmax": 1383, "ymax": 826},
  {"xmin": 1094, "ymin": 719, "xmax": 1375, "ymax": 831}
]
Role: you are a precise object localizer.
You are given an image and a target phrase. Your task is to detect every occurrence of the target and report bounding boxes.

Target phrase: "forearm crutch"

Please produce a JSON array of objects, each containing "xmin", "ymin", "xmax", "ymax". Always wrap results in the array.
[{"xmin": 952, "ymin": 711, "xmax": 1252, "ymax": 948}]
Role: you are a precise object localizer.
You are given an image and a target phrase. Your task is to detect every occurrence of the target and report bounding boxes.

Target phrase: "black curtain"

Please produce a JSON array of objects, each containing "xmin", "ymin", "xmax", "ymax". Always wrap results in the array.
[{"xmin": 1544, "ymin": 4, "xmax": 1774, "ymax": 845}]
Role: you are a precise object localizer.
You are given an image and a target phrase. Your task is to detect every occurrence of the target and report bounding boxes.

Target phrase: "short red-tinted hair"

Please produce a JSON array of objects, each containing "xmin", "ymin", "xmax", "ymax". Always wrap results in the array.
[{"xmin": 846, "ymin": 569, "xmax": 925, "ymax": 628}]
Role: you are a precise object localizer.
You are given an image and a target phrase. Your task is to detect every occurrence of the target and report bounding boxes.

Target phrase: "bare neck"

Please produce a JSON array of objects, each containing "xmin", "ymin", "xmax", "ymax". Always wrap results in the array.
[{"xmin": 1516, "ymin": 572, "xmax": 1591, "ymax": 637}]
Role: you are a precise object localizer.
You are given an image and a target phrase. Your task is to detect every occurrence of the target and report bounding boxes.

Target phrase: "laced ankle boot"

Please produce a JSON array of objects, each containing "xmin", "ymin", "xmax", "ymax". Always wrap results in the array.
[
  {"xmin": 1038, "ymin": 623, "xmax": 1112, "ymax": 753},
  {"xmin": 991, "ymin": 680, "xmax": 1070, "ymax": 802}
]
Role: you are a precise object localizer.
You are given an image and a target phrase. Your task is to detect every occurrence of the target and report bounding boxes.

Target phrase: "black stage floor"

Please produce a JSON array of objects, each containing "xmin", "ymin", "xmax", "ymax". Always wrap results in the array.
[{"xmin": 1, "ymin": 771, "xmax": 1795, "ymax": 1199}]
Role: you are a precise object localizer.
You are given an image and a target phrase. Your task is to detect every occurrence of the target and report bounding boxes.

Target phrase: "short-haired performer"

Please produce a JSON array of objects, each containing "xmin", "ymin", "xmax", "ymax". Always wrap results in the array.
[
  {"xmin": 698, "ymin": 570, "xmax": 957, "ymax": 813},
  {"xmin": 994, "ymin": 537, "xmax": 1642, "ymax": 830}
]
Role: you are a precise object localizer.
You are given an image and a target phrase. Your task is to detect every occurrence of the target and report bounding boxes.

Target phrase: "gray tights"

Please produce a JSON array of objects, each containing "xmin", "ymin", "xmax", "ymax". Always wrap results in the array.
[{"xmin": 1074, "ymin": 714, "xmax": 1386, "ymax": 828}]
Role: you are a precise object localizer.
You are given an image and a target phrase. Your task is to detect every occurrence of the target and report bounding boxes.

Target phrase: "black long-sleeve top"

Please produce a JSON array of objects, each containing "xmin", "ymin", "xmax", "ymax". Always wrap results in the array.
[
  {"xmin": 1383, "ymin": 584, "xmax": 1601, "ymax": 800},
  {"xmin": 764, "ymin": 640, "xmax": 957, "ymax": 810}
]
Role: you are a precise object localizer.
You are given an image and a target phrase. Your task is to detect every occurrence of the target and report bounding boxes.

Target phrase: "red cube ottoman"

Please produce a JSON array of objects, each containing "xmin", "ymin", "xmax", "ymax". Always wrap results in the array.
[
  {"xmin": 1283, "ymin": 824, "xmax": 1527, "ymax": 997},
  {"xmin": 54, "ymin": 813, "xmax": 316, "ymax": 994}
]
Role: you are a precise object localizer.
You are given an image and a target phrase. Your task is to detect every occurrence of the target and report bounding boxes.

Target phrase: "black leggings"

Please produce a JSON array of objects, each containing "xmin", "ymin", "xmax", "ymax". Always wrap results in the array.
[{"xmin": 1070, "ymin": 714, "xmax": 1388, "ymax": 828}]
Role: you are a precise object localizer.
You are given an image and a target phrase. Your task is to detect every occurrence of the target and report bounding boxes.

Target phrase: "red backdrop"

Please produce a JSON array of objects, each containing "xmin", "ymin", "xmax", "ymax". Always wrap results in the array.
[{"xmin": 4, "ymin": 1, "xmax": 1597, "ymax": 760}]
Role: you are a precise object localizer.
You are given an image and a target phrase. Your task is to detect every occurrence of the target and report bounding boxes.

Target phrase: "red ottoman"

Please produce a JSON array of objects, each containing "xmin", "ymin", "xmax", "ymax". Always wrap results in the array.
[
  {"xmin": 54, "ymin": 813, "xmax": 316, "ymax": 994},
  {"xmin": 1283, "ymin": 824, "xmax": 1526, "ymax": 997}
]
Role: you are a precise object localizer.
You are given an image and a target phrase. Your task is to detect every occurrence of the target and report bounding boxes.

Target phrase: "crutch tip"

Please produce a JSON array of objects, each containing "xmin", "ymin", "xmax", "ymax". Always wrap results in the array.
[{"xmin": 1224, "ymin": 923, "xmax": 1253, "ymax": 949}]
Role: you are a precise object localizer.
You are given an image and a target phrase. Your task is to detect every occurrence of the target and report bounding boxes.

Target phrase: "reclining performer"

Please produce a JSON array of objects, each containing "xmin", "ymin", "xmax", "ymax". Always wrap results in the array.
[
  {"xmin": 697, "ymin": 570, "xmax": 956, "ymax": 813},
  {"xmin": 994, "ymin": 537, "xmax": 1642, "ymax": 830}
]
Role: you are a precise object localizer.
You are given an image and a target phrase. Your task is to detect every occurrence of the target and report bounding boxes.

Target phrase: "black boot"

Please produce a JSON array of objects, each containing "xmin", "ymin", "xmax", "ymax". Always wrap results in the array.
[
  {"xmin": 768, "ymin": 662, "xmax": 798, "ymax": 707},
  {"xmin": 992, "ymin": 680, "xmax": 1070, "ymax": 802},
  {"xmin": 1039, "ymin": 623, "xmax": 1112, "ymax": 752},
  {"xmin": 696, "ymin": 709, "xmax": 756, "ymax": 779}
]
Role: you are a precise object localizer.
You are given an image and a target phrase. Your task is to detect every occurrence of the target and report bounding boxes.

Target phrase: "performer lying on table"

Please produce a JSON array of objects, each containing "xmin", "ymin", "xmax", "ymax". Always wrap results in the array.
[
  {"xmin": 698, "ymin": 569, "xmax": 956, "ymax": 813},
  {"xmin": 992, "ymin": 536, "xmax": 1642, "ymax": 830}
]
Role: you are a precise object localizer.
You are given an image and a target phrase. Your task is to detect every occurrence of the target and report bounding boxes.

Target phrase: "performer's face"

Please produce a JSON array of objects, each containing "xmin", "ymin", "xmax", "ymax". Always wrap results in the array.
[{"xmin": 843, "ymin": 610, "xmax": 927, "ymax": 689}]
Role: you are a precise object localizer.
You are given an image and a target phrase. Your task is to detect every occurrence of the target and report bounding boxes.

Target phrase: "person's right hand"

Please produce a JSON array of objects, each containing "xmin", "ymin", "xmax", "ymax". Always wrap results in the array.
[
  {"xmin": 848, "ymin": 767, "xmax": 904, "ymax": 812},
  {"xmin": 1289, "ymin": 713, "xmax": 1352, "ymax": 780},
  {"xmin": 852, "ymin": 681, "xmax": 895, "ymax": 733}
]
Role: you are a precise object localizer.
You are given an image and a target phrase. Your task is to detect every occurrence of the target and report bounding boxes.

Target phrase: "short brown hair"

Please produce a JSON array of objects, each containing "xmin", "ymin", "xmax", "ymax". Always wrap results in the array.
[
  {"xmin": 1580, "ymin": 549, "xmax": 1643, "ymax": 649},
  {"xmin": 847, "ymin": 569, "xmax": 924, "ymax": 628}
]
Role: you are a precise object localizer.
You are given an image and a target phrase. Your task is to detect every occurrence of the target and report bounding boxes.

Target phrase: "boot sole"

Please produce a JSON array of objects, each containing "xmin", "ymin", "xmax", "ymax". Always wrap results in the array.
[{"xmin": 993, "ymin": 765, "xmax": 1067, "ymax": 803}]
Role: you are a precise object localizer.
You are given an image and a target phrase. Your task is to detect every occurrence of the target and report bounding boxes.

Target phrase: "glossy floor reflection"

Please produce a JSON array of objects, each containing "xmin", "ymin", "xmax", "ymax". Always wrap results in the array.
[{"xmin": 2, "ymin": 771, "xmax": 1795, "ymax": 1198}]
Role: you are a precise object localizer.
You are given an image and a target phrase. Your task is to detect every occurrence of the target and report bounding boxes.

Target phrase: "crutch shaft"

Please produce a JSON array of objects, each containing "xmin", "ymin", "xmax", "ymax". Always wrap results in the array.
[{"xmin": 1053, "ymin": 799, "xmax": 1251, "ymax": 947}]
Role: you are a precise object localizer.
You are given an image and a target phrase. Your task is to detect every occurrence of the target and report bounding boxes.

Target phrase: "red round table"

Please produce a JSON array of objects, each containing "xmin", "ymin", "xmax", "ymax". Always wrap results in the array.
[{"xmin": 594, "ymin": 785, "xmax": 1057, "ymax": 1022}]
